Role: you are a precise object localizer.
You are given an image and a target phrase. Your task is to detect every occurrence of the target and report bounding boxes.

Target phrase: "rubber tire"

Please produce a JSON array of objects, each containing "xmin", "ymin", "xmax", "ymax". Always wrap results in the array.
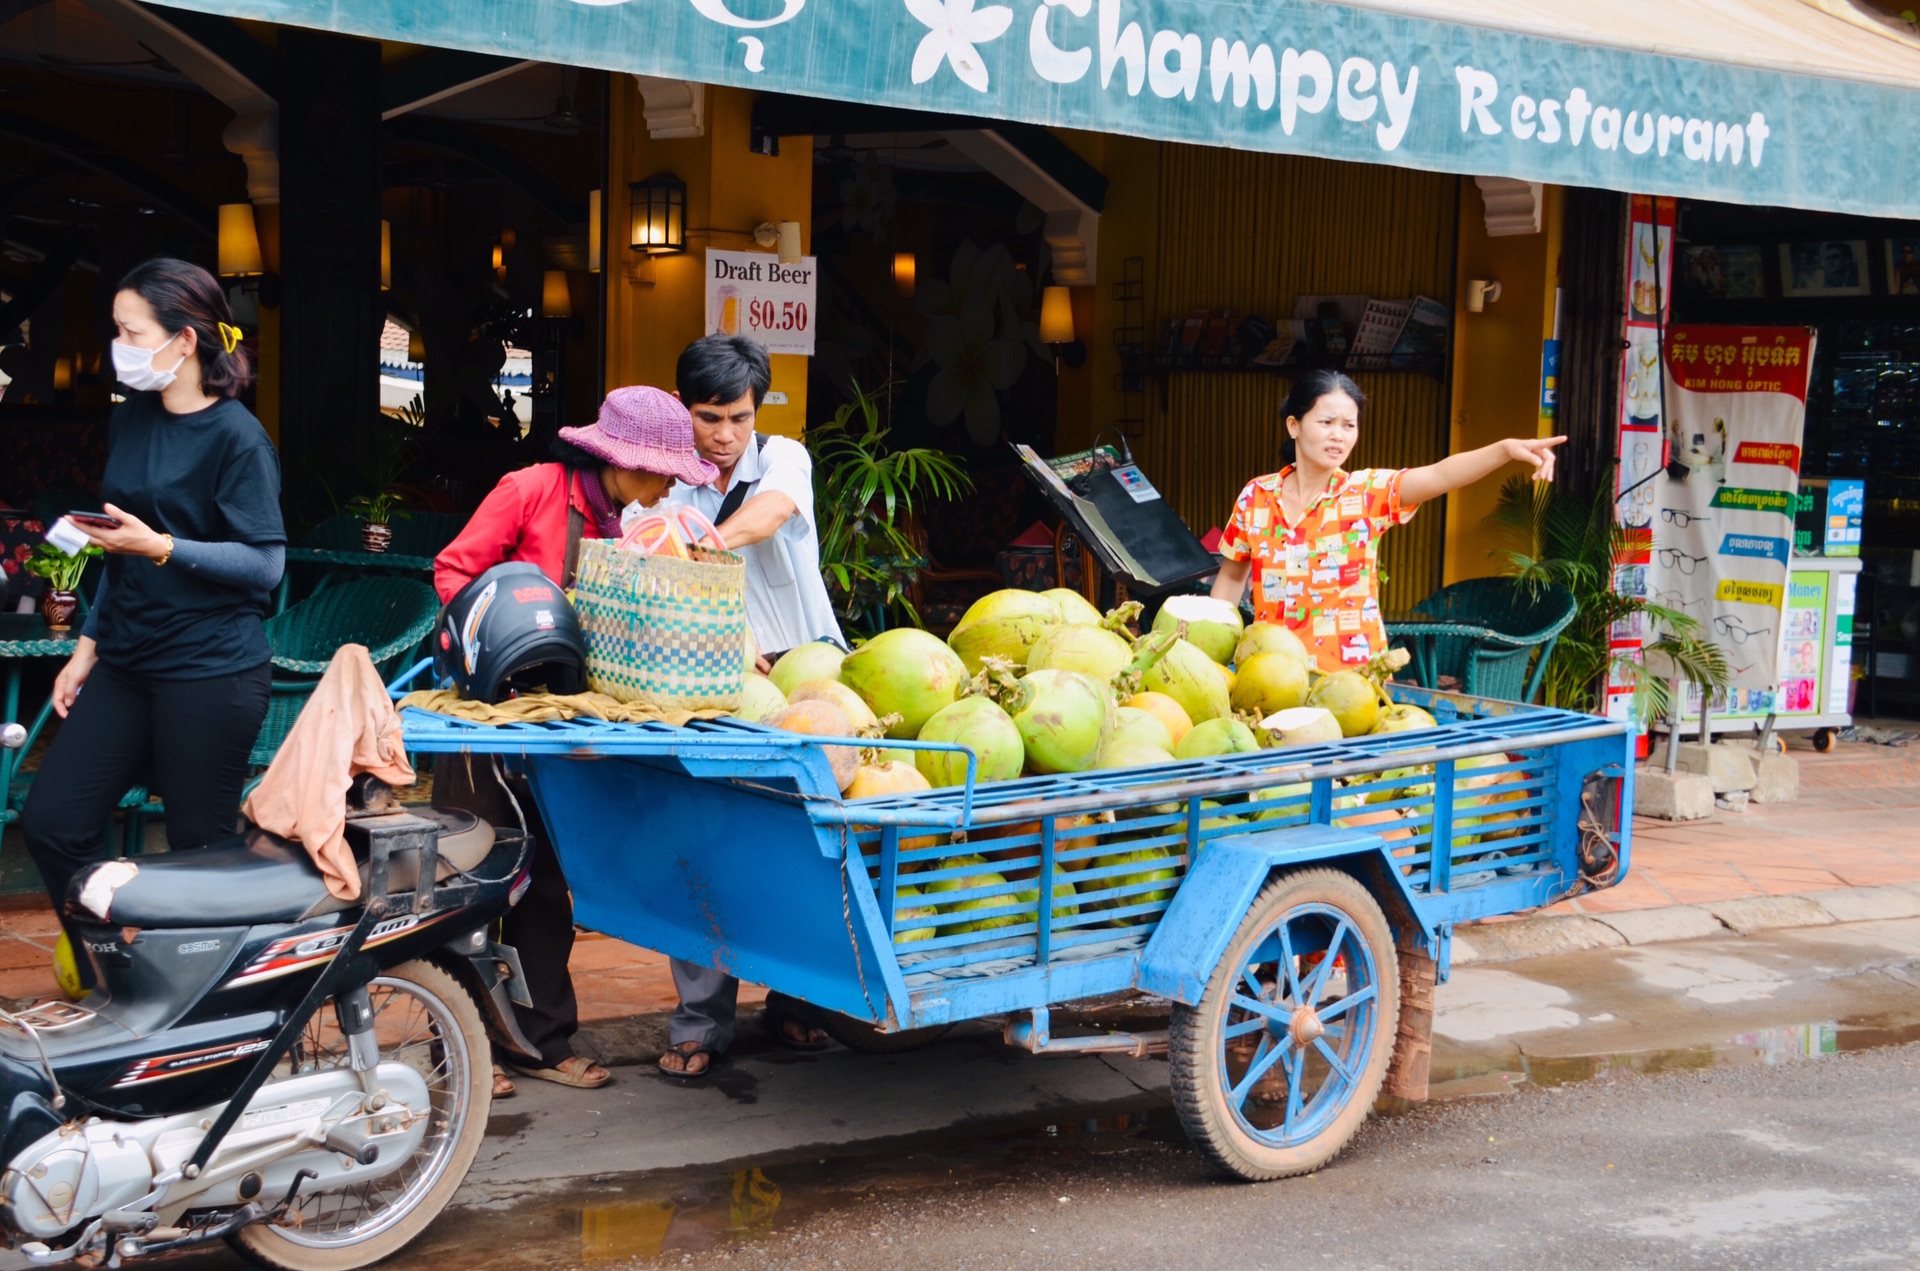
[
  {"xmin": 817, "ymin": 1012, "xmax": 954, "ymax": 1055},
  {"xmin": 1813, "ymin": 729, "xmax": 1837, "ymax": 753},
  {"xmin": 229, "ymin": 959, "xmax": 491, "ymax": 1271},
  {"xmin": 1168, "ymin": 867, "xmax": 1400, "ymax": 1182}
]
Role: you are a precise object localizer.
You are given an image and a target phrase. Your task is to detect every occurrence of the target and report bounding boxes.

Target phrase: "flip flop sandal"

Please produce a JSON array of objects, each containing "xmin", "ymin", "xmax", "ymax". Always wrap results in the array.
[
  {"xmin": 491, "ymin": 1064, "xmax": 517, "ymax": 1100},
  {"xmin": 764, "ymin": 1004, "xmax": 832, "ymax": 1052},
  {"xmin": 507, "ymin": 1055, "xmax": 612, "ymax": 1089},
  {"xmin": 656, "ymin": 1042, "xmax": 720, "ymax": 1083}
]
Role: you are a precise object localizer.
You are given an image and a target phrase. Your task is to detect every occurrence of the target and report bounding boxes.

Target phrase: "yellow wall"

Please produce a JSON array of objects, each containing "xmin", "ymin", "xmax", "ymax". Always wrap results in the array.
[
  {"xmin": 1442, "ymin": 183, "xmax": 1564, "ymax": 583},
  {"xmin": 1069, "ymin": 141, "xmax": 1458, "ymax": 615},
  {"xmin": 605, "ymin": 82, "xmax": 812, "ymax": 438}
]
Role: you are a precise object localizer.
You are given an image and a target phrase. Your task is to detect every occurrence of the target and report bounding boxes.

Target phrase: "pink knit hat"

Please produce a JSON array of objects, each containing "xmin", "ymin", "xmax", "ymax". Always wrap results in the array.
[{"xmin": 559, "ymin": 386, "xmax": 718, "ymax": 486}]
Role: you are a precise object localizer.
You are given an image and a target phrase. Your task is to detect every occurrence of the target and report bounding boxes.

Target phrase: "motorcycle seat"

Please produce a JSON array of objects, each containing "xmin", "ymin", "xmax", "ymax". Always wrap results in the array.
[{"xmin": 67, "ymin": 808, "xmax": 496, "ymax": 929}]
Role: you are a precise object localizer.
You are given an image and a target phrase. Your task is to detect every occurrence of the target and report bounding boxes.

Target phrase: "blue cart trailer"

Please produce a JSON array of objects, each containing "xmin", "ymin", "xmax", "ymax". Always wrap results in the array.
[{"xmin": 400, "ymin": 685, "xmax": 1632, "ymax": 1179}]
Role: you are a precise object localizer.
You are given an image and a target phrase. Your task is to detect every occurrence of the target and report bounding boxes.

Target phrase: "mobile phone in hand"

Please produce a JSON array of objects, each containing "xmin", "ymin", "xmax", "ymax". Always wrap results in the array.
[{"xmin": 65, "ymin": 511, "xmax": 121, "ymax": 529}]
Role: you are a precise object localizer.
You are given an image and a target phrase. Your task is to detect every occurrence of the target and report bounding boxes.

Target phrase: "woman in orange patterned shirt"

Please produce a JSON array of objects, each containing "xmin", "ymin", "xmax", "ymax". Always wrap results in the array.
[{"xmin": 1210, "ymin": 370, "xmax": 1564, "ymax": 672}]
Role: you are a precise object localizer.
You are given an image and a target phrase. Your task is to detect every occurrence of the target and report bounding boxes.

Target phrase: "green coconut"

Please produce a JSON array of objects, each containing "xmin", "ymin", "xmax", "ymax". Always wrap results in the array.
[
  {"xmin": 1371, "ymin": 703, "xmax": 1438, "ymax": 735},
  {"xmin": 945, "ymin": 589, "xmax": 1062, "ymax": 674},
  {"xmin": 895, "ymin": 906, "xmax": 940, "ymax": 943},
  {"xmin": 1229, "ymin": 651, "xmax": 1311, "ymax": 718},
  {"xmin": 840, "ymin": 628, "xmax": 969, "ymax": 739},
  {"xmin": 914, "ymin": 695, "xmax": 1025, "ymax": 787},
  {"xmin": 1014, "ymin": 878, "xmax": 1079, "ymax": 924},
  {"xmin": 1306, "ymin": 670, "xmax": 1386, "ymax": 737},
  {"xmin": 1094, "ymin": 739, "xmax": 1178, "ymax": 772},
  {"xmin": 1234, "ymin": 621, "xmax": 1311, "ymax": 669},
  {"xmin": 1250, "ymin": 782, "xmax": 1313, "ymax": 822},
  {"xmin": 769, "ymin": 641, "xmax": 847, "ymax": 697},
  {"xmin": 733, "ymin": 673, "xmax": 789, "ymax": 724},
  {"xmin": 1259, "ymin": 706, "xmax": 1344, "ymax": 749},
  {"xmin": 1003, "ymin": 669, "xmax": 1112, "ymax": 775},
  {"xmin": 1174, "ymin": 717, "xmax": 1261, "ymax": 761},
  {"xmin": 1151, "ymin": 594, "xmax": 1245, "ymax": 665},
  {"xmin": 1090, "ymin": 848, "xmax": 1180, "ymax": 922},
  {"xmin": 1026, "ymin": 623, "xmax": 1135, "ymax": 682},
  {"xmin": 1043, "ymin": 588, "xmax": 1106, "ymax": 627},
  {"xmin": 1139, "ymin": 636, "xmax": 1233, "ymax": 725},
  {"xmin": 788, "ymin": 678, "xmax": 879, "ymax": 734},
  {"xmin": 1103, "ymin": 705, "xmax": 1175, "ymax": 754}
]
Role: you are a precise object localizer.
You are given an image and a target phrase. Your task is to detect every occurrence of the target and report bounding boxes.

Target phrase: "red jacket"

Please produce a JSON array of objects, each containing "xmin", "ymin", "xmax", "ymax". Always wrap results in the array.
[{"xmin": 434, "ymin": 464, "xmax": 604, "ymax": 602}]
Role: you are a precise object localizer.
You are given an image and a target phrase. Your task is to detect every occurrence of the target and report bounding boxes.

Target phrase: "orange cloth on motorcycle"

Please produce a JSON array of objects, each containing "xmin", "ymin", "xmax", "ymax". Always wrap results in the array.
[{"xmin": 243, "ymin": 643, "xmax": 416, "ymax": 900}]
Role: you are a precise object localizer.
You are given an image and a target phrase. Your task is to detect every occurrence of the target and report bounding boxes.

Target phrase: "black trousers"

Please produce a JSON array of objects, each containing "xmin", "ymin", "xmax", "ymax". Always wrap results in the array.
[
  {"xmin": 432, "ymin": 755, "xmax": 579, "ymax": 1067},
  {"xmin": 20, "ymin": 660, "xmax": 271, "ymax": 990}
]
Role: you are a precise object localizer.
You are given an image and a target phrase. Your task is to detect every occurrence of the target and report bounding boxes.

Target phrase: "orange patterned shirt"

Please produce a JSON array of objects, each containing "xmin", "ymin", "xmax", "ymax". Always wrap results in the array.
[{"xmin": 1218, "ymin": 467, "xmax": 1418, "ymax": 672}]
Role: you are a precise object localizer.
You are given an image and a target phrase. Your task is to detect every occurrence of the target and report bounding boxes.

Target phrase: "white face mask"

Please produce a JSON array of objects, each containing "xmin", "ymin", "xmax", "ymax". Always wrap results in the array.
[{"xmin": 112, "ymin": 331, "xmax": 187, "ymax": 393}]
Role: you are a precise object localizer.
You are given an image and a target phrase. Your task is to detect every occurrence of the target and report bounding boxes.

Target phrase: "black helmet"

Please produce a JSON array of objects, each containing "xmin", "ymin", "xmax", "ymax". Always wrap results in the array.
[{"xmin": 435, "ymin": 563, "xmax": 587, "ymax": 702}]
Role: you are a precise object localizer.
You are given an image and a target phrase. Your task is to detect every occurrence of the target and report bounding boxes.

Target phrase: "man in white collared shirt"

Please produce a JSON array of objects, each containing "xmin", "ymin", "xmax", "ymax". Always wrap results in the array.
[
  {"xmin": 661, "ymin": 336, "xmax": 844, "ymax": 664},
  {"xmin": 657, "ymin": 335, "xmax": 843, "ymax": 1081}
]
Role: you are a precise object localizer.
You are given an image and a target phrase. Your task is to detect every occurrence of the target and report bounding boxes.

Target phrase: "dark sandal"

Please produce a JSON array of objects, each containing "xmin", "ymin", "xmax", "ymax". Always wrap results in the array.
[
  {"xmin": 765, "ymin": 1003, "xmax": 832, "ymax": 1052},
  {"xmin": 657, "ymin": 1041, "xmax": 720, "ymax": 1082}
]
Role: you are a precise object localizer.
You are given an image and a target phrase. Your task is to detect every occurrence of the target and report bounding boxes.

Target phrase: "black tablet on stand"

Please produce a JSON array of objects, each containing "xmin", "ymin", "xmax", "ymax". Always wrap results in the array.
[{"xmin": 1014, "ymin": 444, "xmax": 1218, "ymax": 598}]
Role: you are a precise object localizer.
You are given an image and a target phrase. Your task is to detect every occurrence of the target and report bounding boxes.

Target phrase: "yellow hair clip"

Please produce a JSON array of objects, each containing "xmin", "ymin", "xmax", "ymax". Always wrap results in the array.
[{"xmin": 217, "ymin": 322, "xmax": 243, "ymax": 354}]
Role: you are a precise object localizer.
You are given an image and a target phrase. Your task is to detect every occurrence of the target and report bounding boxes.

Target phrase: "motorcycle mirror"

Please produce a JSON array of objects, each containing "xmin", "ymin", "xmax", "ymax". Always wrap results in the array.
[{"xmin": 1, "ymin": 723, "xmax": 26, "ymax": 750}]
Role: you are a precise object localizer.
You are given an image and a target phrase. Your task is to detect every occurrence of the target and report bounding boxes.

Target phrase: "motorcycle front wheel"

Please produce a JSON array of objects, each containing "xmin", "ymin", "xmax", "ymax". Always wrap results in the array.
[{"xmin": 230, "ymin": 958, "xmax": 490, "ymax": 1271}]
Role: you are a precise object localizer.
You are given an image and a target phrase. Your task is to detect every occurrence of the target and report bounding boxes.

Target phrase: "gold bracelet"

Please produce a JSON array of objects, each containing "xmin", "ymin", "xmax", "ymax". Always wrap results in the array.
[{"xmin": 154, "ymin": 534, "xmax": 173, "ymax": 567}]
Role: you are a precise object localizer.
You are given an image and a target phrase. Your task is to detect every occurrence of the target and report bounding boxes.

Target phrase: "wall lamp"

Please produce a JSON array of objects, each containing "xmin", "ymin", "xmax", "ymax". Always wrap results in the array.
[
  {"xmin": 1466, "ymin": 279, "xmax": 1504, "ymax": 313},
  {"xmin": 751, "ymin": 220, "xmax": 803, "ymax": 265},
  {"xmin": 1040, "ymin": 285, "xmax": 1085, "ymax": 370},
  {"xmin": 217, "ymin": 202, "xmax": 280, "ymax": 307},
  {"xmin": 629, "ymin": 172, "xmax": 688, "ymax": 256}
]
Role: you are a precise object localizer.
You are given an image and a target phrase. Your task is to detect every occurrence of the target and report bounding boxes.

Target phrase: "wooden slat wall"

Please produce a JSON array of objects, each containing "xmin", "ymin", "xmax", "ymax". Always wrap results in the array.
[{"xmin": 1134, "ymin": 144, "xmax": 1458, "ymax": 614}]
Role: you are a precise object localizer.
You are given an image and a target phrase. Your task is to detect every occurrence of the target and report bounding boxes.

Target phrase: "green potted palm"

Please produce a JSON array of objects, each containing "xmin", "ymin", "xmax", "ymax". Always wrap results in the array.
[
  {"xmin": 26, "ymin": 542, "xmax": 102, "ymax": 632},
  {"xmin": 808, "ymin": 379, "xmax": 971, "ymax": 636},
  {"xmin": 1489, "ymin": 473, "xmax": 1730, "ymax": 725}
]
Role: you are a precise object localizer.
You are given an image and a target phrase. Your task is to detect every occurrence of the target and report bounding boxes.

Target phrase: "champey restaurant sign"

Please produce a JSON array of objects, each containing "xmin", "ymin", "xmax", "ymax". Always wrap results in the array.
[{"xmin": 166, "ymin": 0, "xmax": 1920, "ymax": 218}]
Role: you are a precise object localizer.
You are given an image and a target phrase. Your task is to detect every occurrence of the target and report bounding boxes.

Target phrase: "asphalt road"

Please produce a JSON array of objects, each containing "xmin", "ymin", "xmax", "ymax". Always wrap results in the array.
[
  {"xmin": 575, "ymin": 1043, "xmax": 1920, "ymax": 1271},
  {"xmin": 15, "ymin": 917, "xmax": 1920, "ymax": 1270}
]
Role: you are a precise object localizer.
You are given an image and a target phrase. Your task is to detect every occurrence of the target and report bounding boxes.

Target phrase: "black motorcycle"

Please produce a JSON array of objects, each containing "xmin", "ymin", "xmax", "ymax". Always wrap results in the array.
[{"xmin": 0, "ymin": 739, "xmax": 536, "ymax": 1270}]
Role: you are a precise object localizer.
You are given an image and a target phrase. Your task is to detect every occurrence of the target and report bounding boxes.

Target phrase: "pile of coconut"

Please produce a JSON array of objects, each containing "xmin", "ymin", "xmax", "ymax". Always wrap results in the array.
[{"xmin": 733, "ymin": 589, "xmax": 1438, "ymax": 798}]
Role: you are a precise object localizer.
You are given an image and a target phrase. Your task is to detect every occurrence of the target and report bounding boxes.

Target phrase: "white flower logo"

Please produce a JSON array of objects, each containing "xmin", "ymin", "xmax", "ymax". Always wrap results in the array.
[{"xmin": 907, "ymin": 0, "xmax": 1012, "ymax": 93}]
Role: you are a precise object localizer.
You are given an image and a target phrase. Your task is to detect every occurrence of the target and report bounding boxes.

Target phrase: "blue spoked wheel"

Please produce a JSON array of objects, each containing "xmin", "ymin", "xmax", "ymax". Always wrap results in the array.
[{"xmin": 1169, "ymin": 868, "xmax": 1401, "ymax": 1180}]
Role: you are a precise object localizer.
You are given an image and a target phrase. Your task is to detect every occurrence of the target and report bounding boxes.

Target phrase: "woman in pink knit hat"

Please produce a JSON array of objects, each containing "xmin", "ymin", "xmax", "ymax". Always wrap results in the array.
[
  {"xmin": 433, "ymin": 385, "xmax": 715, "ymax": 1099},
  {"xmin": 435, "ymin": 385, "xmax": 716, "ymax": 600}
]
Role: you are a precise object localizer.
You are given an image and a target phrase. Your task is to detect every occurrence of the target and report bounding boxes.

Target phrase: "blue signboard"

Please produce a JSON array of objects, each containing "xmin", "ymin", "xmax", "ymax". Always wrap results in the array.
[{"xmin": 165, "ymin": 0, "xmax": 1920, "ymax": 218}]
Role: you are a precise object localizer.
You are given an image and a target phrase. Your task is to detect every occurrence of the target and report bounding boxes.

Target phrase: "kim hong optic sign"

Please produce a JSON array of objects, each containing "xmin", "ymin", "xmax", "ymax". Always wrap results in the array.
[{"xmin": 197, "ymin": 0, "xmax": 1919, "ymax": 217}]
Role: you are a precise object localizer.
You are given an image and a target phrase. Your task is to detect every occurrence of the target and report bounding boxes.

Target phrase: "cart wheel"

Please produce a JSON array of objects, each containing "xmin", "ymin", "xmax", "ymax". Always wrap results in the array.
[
  {"xmin": 818, "ymin": 1013, "xmax": 954, "ymax": 1055},
  {"xmin": 1168, "ymin": 867, "xmax": 1400, "ymax": 1181},
  {"xmin": 1813, "ymin": 728, "xmax": 1837, "ymax": 753}
]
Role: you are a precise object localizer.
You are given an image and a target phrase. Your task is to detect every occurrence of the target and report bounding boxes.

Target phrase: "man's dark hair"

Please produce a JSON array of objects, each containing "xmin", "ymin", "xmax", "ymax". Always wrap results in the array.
[{"xmin": 677, "ymin": 335, "xmax": 771, "ymax": 409}]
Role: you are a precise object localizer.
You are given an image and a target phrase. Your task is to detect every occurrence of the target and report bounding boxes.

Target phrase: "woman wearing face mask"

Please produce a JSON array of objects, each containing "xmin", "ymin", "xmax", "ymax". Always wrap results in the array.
[
  {"xmin": 433, "ymin": 385, "xmax": 714, "ymax": 1098},
  {"xmin": 20, "ymin": 258, "xmax": 285, "ymax": 990},
  {"xmin": 1210, "ymin": 369, "xmax": 1565, "ymax": 672}
]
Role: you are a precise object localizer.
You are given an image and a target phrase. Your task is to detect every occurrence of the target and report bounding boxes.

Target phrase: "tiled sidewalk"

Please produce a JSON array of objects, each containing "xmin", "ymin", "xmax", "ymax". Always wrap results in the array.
[{"xmin": 1, "ymin": 731, "xmax": 1916, "ymax": 1016}]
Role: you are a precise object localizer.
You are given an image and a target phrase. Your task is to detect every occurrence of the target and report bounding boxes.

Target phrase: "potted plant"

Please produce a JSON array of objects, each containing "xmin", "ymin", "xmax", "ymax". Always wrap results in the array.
[
  {"xmin": 345, "ymin": 491, "xmax": 410, "ymax": 554},
  {"xmin": 1489, "ymin": 473, "xmax": 1731, "ymax": 725},
  {"xmin": 26, "ymin": 542, "xmax": 102, "ymax": 632},
  {"xmin": 807, "ymin": 379, "xmax": 971, "ymax": 636}
]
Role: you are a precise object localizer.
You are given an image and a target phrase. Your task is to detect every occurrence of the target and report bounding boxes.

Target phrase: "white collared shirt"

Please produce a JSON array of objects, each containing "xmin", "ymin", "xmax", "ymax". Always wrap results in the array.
[{"xmin": 661, "ymin": 433, "xmax": 845, "ymax": 655}]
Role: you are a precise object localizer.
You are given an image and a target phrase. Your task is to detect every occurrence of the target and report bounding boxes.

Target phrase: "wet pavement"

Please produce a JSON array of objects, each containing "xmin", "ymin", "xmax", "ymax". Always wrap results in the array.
[{"xmin": 40, "ymin": 913, "xmax": 1920, "ymax": 1270}]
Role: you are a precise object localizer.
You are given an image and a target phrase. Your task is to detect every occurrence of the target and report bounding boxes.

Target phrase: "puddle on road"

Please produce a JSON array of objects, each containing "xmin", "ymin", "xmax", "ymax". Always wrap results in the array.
[
  {"xmin": 402, "ymin": 1100, "xmax": 1172, "ymax": 1269},
  {"xmin": 402, "ymin": 1015, "xmax": 1920, "ymax": 1268},
  {"xmin": 1425, "ymin": 1015, "xmax": 1920, "ymax": 1102}
]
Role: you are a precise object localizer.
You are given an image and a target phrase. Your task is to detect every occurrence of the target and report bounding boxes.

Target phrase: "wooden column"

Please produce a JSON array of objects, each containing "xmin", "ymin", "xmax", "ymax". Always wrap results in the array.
[{"xmin": 276, "ymin": 29, "xmax": 381, "ymax": 522}]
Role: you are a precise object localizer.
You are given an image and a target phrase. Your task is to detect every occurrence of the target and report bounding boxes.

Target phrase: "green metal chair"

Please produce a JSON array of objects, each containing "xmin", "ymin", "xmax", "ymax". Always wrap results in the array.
[
  {"xmin": 245, "ymin": 575, "xmax": 442, "ymax": 779},
  {"xmin": 1385, "ymin": 577, "xmax": 1577, "ymax": 704}
]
